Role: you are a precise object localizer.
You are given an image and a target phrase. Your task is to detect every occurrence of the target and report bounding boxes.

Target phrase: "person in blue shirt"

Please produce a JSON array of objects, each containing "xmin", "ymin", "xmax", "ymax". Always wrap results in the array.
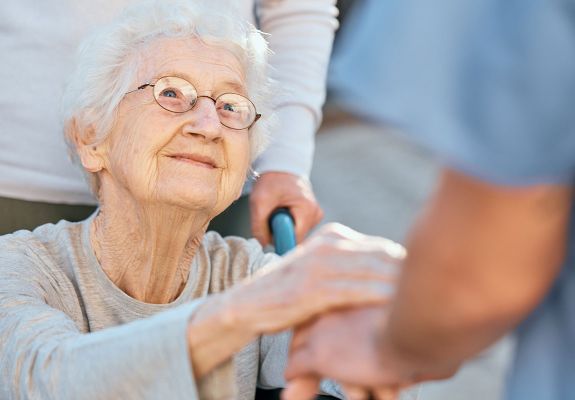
[{"xmin": 282, "ymin": 0, "xmax": 575, "ymax": 399}]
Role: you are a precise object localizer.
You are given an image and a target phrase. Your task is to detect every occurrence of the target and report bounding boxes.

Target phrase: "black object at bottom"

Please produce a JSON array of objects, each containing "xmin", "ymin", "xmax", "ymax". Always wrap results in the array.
[{"xmin": 255, "ymin": 388, "xmax": 338, "ymax": 400}]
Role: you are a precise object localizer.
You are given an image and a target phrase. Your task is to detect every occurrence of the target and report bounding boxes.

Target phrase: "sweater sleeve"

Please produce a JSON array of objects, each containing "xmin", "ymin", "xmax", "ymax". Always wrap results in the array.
[
  {"xmin": 0, "ymin": 251, "xmax": 233, "ymax": 400},
  {"xmin": 253, "ymin": 0, "xmax": 338, "ymax": 178}
]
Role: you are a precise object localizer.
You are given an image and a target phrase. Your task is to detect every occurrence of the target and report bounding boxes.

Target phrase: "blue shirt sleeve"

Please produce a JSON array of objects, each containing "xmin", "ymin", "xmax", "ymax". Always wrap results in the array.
[{"xmin": 334, "ymin": 0, "xmax": 575, "ymax": 185}]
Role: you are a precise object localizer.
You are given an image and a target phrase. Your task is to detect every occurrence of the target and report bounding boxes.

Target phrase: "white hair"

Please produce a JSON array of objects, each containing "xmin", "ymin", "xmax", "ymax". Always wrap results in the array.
[{"xmin": 62, "ymin": 0, "xmax": 274, "ymax": 192}]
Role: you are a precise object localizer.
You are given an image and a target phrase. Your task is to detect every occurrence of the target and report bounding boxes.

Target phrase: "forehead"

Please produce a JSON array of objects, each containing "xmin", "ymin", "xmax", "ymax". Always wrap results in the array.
[{"xmin": 137, "ymin": 37, "xmax": 247, "ymax": 91}]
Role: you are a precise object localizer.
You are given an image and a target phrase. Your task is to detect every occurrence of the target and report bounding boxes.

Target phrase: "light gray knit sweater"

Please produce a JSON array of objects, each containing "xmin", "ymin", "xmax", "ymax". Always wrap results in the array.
[{"xmin": 0, "ymin": 216, "xmax": 342, "ymax": 400}]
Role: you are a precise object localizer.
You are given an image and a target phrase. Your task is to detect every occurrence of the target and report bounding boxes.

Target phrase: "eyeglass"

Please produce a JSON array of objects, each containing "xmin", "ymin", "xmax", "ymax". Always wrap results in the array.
[{"xmin": 125, "ymin": 76, "xmax": 261, "ymax": 130}]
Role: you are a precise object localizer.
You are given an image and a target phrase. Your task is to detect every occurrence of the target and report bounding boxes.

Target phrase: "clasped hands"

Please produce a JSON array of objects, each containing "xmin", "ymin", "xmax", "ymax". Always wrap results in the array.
[
  {"xmin": 248, "ymin": 173, "xmax": 417, "ymax": 398},
  {"xmin": 279, "ymin": 224, "xmax": 414, "ymax": 400}
]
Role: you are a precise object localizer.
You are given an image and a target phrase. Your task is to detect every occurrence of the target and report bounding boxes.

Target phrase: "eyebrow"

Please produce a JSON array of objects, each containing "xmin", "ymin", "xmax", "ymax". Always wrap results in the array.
[
  {"xmin": 155, "ymin": 72, "xmax": 247, "ymax": 95},
  {"xmin": 220, "ymin": 80, "xmax": 247, "ymax": 95}
]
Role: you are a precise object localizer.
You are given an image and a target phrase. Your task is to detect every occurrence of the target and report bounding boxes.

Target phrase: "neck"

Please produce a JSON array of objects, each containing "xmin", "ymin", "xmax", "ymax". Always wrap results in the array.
[{"xmin": 91, "ymin": 184, "xmax": 210, "ymax": 304}]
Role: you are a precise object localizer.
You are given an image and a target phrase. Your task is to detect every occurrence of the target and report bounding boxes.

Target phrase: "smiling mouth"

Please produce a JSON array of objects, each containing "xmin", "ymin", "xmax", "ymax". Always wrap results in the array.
[{"xmin": 169, "ymin": 154, "xmax": 218, "ymax": 169}]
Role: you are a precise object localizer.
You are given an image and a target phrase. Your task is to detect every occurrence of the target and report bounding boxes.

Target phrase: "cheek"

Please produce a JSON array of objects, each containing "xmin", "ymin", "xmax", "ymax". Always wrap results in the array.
[
  {"xmin": 226, "ymin": 135, "xmax": 251, "ymax": 178},
  {"xmin": 105, "ymin": 114, "xmax": 170, "ymax": 190},
  {"xmin": 215, "ymin": 135, "xmax": 250, "ymax": 203}
]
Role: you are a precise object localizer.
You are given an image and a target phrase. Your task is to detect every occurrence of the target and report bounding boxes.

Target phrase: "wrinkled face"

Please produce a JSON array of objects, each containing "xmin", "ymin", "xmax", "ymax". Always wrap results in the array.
[{"xmin": 99, "ymin": 38, "xmax": 251, "ymax": 217}]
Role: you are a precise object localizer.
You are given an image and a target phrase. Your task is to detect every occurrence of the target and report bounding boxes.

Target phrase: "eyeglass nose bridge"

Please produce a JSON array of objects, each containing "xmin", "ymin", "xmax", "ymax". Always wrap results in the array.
[
  {"xmin": 191, "ymin": 94, "xmax": 219, "ymax": 110},
  {"xmin": 183, "ymin": 94, "xmax": 261, "ymax": 130},
  {"xmin": 188, "ymin": 95, "xmax": 221, "ymax": 125},
  {"xmin": 196, "ymin": 94, "xmax": 217, "ymax": 104}
]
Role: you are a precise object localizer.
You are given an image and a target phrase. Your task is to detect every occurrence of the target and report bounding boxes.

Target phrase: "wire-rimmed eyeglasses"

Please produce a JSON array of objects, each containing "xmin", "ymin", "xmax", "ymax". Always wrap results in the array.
[{"xmin": 125, "ymin": 76, "xmax": 261, "ymax": 130}]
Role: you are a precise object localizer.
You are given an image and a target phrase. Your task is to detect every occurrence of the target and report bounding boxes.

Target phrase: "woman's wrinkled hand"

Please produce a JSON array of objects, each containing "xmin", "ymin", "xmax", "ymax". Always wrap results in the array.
[
  {"xmin": 187, "ymin": 223, "xmax": 406, "ymax": 380},
  {"xmin": 223, "ymin": 223, "xmax": 406, "ymax": 336}
]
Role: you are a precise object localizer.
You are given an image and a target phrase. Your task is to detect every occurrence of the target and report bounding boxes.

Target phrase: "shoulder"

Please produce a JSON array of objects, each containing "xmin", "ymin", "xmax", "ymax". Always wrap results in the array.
[
  {"xmin": 0, "ymin": 220, "xmax": 81, "ymax": 297},
  {"xmin": 0, "ymin": 227, "xmax": 53, "ymax": 272},
  {"xmin": 202, "ymin": 230, "xmax": 262, "ymax": 256},
  {"xmin": 351, "ymin": 1, "xmax": 575, "ymax": 185},
  {"xmin": 200, "ymin": 231, "xmax": 279, "ymax": 283},
  {"xmin": 0, "ymin": 219, "xmax": 79, "ymax": 261}
]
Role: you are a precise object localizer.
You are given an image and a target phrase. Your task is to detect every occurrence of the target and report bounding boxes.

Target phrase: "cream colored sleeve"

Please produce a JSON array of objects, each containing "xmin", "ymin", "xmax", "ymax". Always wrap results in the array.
[{"xmin": 253, "ymin": 0, "xmax": 338, "ymax": 178}]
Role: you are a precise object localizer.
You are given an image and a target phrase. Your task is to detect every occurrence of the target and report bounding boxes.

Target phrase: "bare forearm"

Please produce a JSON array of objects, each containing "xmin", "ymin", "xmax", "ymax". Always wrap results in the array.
[{"xmin": 380, "ymin": 170, "xmax": 571, "ymax": 377}]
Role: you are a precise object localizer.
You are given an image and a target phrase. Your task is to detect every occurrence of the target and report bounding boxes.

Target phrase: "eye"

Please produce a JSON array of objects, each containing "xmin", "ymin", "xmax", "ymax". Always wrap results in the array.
[
  {"xmin": 223, "ymin": 103, "xmax": 236, "ymax": 112},
  {"xmin": 160, "ymin": 89, "xmax": 178, "ymax": 98}
]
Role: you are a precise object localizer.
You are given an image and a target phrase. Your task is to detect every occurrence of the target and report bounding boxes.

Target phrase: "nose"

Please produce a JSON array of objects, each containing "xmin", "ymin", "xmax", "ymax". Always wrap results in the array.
[{"xmin": 182, "ymin": 96, "xmax": 222, "ymax": 142}]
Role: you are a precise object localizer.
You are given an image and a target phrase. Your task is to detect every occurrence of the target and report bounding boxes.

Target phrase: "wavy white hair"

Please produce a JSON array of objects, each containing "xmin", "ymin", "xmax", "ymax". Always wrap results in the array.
[{"xmin": 62, "ymin": 0, "xmax": 273, "ymax": 193}]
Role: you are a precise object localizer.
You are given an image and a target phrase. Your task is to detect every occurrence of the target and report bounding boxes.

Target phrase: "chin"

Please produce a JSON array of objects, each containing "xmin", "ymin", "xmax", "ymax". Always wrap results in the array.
[
  {"xmin": 151, "ymin": 188, "xmax": 216, "ymax": 211},
  {"xmin": 153, "ymin": 178, "xmax": 240, "ymax": 214}
]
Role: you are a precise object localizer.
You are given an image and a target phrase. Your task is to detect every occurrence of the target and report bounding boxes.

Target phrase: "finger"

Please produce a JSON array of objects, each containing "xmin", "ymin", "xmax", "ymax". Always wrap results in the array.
[
  {"xmin": 316, "ymin": 258, "xmax": 400, "ymax": 280},
  {"xmin": 396, "ymin": 384, "xmax": 421, "ymax": 400},
  {"xmin": 249, "ymin": 194, "xmax": 274, "ymax": 246},
  {"xmin": 284, "ymin": 346, "xmax": 314, "ymax": 380},
  {"xmin": 312, "ymin": 225, "xmax": 406, "ymax": 262},
  {"xmin": 258, "ymin": 294, "xmax": 386, "ymax": 335},
  {"xmin": 314, "ymin": 222, "xmax": 366, "ymax": 241},
  {"xmin": 275, "ymin": 283, "xmax": 392, "ymax": 333},
  {"xmin": 317, "ymin": 281, "xmax": 396, "ymax": 308},
  {"xmin": 292, "ymin": 203, "xmax": 323, "ymax": 243},
  {"xmin": 295, "ymin": 239, "xmax": 403, "ymax": 277},
  {"xmin": 341, "ymin": 384, "xmax": 371, "ymax": 400},
  {"xmin": 273, "ymin": 282, "xmax": 393, "ymax": 332},
  {"xmin": 285, "ymin": 244, "xmax": 401, "ymax": 279},
  {"xmin": 373, "ymin": 387, "xmax": 400, "ymax": 400},
  {"xmin": 282, "ymin": 376, "xmax": 320, "ymax": 400},
  {"xmin": 326, "ymin": 238, "xmax": 406, "ymax": 265},
  {"xmin": 289, "ymin": 321, "xmax": 314, "ymax": 350}
]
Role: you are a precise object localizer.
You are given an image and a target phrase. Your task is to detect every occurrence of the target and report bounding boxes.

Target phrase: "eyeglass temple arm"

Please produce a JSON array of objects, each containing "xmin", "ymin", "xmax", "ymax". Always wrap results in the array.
[
  {"xmin": 246, "ymin": 113, "xmax": 262, "ymax": 129},
  {"xmin": 125, "ymin": 83, "xmax": 155, "ymax": 95}
]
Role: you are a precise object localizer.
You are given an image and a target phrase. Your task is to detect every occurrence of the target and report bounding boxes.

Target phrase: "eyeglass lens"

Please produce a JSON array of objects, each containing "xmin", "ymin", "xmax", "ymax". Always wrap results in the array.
[{"xmin": 152, "ymin": 76, "xmax": 257, "ymax": 130}]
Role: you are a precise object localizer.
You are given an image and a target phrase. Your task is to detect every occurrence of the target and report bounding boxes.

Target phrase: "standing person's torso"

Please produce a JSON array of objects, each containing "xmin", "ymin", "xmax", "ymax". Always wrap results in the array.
[
  {"xmin": 327, "ymin": 1, "xmax": 575, "ymax": 397},
  {"xmin": 0, "ymin": 0, "xmax": 256, "ymax": 205}
]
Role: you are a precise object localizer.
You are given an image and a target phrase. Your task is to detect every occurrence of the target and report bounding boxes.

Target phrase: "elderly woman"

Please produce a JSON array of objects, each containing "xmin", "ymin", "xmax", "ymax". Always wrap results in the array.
[{"xmin": 0, "ymin": 1, "xmax": 401, "ymax": 399}]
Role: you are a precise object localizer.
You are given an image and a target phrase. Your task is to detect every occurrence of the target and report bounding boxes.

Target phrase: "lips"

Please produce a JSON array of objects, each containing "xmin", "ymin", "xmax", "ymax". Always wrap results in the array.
[{"xmin": 169, "ymin": 153, "xmax": 219, "ymax": 169}]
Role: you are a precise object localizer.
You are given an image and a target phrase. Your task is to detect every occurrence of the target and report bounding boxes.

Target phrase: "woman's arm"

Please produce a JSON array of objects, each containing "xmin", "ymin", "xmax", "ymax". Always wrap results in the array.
[
  {"xmin": 0, "ymin": 242, "xmax": 231, "ymax": 400},
  {"xmin": 1, "ymin": 225, "xmax": 398, "ymax": 400},
  {"xmin": 0, "ymin": 284, "xmax": 205, "ymax": 400}
]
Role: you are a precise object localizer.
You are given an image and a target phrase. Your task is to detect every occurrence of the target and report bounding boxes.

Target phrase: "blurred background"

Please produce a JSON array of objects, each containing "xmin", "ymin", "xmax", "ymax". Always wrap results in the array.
[{"xmin": 313, "ymin": 1, "xmax": 515, "ymax": 399}]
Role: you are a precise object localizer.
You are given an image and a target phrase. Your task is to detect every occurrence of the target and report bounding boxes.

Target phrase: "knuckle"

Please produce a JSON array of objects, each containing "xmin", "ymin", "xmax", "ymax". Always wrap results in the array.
[
  {"xmin": 318, "ymin": 222, "xmax": 339, "ymax": 234},
  {"xmin": 317, "ymin": 222, "xmax": 355, "ymax": 240},
  {"xmin": 310, "ymin": 237, "xmax": 338, "ymax": 256},
  {"xmin": 249, "ymin": 191, "xmax": 267, "ymax": 206},
  {"xmin": 302, "ymin": 264, "xmax": 325, "ymax": 285}
]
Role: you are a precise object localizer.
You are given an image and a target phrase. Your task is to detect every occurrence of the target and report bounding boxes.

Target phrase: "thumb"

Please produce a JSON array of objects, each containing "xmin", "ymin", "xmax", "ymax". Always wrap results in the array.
[
  {"xmin": 282, "ymin": 376, "xmax": 321, "ymax": 400},
  {"xmin": 284, "ymin": 344, "xmax": 314, "ymax": 381},
  {"xmin": 249, "ymin": 193, "xmax": 274, "ymax": 246},
  {"xmin": 373, "ymin": 386, "xmax": 402, "ymax": 400}
]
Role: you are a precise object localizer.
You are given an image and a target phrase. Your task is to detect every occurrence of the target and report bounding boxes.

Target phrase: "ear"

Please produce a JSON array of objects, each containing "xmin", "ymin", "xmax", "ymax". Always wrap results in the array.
[{"xmin": 66, "ymin": 118, "xmax": 106, "ymax": 173}]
